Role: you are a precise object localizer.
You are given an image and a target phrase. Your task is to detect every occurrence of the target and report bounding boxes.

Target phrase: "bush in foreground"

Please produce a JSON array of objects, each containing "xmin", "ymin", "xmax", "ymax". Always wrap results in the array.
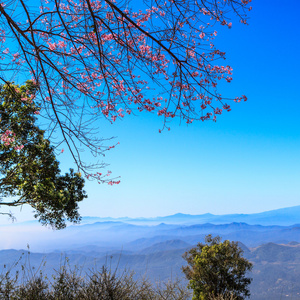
[{"xmin": 182, "ymin": 235, "xmax": 253, "ymax": 300}]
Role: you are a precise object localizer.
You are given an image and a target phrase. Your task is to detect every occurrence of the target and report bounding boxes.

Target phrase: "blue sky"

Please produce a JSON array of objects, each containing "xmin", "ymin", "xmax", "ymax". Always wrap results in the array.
[{"xmin": 2, "ymin": 0, "xmax": 300, "ymax": 223}]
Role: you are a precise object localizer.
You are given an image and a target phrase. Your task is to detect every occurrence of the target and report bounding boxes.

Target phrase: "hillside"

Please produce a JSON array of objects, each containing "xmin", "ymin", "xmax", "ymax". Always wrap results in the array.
[{"xmin": 2, "ymin": 241, "xmax": 300, "ymax": 299}]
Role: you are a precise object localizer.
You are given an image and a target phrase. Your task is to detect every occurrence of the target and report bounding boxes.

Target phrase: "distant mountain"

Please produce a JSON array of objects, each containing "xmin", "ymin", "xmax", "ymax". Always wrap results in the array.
[
  {"xmin": 246, "ymin": 242, "xmax": 300, "ymax": 299},
  {"xmin": 2, "ymin": 221, "xmax": 300, "ymax": 252},
  {"xmin": 1, "ymin": 205, "xmax": 300, "ymax": 252},
  {"xmin": 81, "ymin": 205, "xmax": 300, "ymax": 226},
  {"xmin": 124, "ymin": 235, "xmax": 181, "ymax": 251},
  {"xmin": 138, "ymin": 239, "xmax": 191, "ymax": 255},
  {"xmin": 122, "ymin": 223, "xmax": 300, "ymax": 249},
  {"xmin": 154, "ymin": 205, "xmax": 300, "ymax": 226}
]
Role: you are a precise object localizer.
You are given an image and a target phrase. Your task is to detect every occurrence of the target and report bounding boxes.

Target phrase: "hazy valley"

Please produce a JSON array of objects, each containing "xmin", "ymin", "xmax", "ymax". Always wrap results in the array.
[{"xmin": 2, "ymin": 205, "xmax": 300, "ymax": 299}]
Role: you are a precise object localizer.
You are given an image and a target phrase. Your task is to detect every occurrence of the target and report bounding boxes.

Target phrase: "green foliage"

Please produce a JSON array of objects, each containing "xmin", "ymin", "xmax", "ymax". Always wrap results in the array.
[
  {"xmin": 0, "ymin": 81, "xmax": 87, "ymax": 229},
  {"xmin": 182, "ymin": 235, "xmax": 253, "ymax": 300}
]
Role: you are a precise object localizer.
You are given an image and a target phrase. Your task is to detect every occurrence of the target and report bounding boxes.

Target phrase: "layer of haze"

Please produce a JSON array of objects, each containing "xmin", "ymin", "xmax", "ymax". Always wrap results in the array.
[{"xmin": 1, "ymin": 0, "xmax": 299, "ymax": 224}]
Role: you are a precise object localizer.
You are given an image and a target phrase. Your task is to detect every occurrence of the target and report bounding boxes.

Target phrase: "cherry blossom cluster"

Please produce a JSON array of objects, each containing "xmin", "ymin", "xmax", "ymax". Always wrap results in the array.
[
  {"xmin": 0, "ymin": 130, "xmax": 24, "ymax": 150},
  {"xmin": 0, "ymin": 0, "xmax": 251, "ymax": 182},
  {"xmin": 1, "ymin": 130, "xmax": 15, "ymax": 146}
]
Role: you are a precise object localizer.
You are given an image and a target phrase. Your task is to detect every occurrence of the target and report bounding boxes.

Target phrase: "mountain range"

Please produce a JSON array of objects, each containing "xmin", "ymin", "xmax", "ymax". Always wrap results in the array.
[
  {"xmin": 1, "ymin": 205, "xmax": 300, "ymax": 252},
  {"xmin": 2, "ymin": 205, "xmax": 300, "ymax": 299},
  {"xmin": 2, "ymin": 204, "xmax": 300, "ymax": 228},
  {"xmin": 80, "ymin": 205, "xmax": 300, "ymax": 226}
]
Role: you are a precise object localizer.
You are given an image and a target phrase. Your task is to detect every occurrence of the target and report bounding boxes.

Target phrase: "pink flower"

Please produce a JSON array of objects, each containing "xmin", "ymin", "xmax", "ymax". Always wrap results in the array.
[
  {"xmin": 58, "ymin": 40, "xmax": 67, "ymax": 48},
  {"xmin": 14, "ymin": 145, "xmax": 24, "ymax": 151},
  {"xmin": 47, "ymin": 42, "xmax": 57, "ymax": 50}
]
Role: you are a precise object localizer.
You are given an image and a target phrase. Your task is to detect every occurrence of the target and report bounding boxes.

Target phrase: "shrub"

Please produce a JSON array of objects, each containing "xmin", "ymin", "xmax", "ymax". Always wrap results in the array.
[{"xmin": 182, "ymin": 235, "xmax": 252, "ymax": 300}]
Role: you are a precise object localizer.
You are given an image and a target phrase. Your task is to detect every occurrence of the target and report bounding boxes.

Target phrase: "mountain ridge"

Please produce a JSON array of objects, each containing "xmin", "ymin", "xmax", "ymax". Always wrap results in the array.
[{"xmin": 79, "ymin": 205, "xmax": 300, "ymax": 226}]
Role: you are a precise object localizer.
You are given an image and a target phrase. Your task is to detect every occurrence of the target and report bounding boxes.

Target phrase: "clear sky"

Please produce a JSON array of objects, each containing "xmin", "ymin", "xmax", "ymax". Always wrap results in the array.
[{"xmin": 2, "ymin": 0, "xmax": 300, "ymax": 223}]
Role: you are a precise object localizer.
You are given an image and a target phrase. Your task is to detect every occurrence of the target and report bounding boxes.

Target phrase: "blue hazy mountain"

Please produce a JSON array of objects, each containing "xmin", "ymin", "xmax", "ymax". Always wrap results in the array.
[
  {"xmin": 138, "ymin": 239, "xmax": 192, "ymax": 255},
  {"xmin": 80, "ymin": 205, "xmax": 300, "ymax": 226},
  {"xmin": 2, "ymin": 221, "xmax": 300, "ymax": 253},
  {"xmin": 2, "ymin": 205, "xmax": 300, "ymax": 299},
  {"xmin": 1, "ymin": 205, "xmax": 300, "ymax": 252},
  {"xmin": 7, "ymin": 205, "xmax": 299, "ymax": 227},
  {"xmin": 153, "ymin": 205, "xmax": 300, "ymax": 225}
]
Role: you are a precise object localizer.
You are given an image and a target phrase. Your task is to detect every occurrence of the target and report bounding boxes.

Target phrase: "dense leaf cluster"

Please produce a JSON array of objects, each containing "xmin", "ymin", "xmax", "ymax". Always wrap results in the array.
[
  {"xmin": 0, "ymin": 81, "xmax": 86, "ymax": 229},
  {"xmin": 182, "ymin": 235, "xmax": 253, "ymax": 300}
]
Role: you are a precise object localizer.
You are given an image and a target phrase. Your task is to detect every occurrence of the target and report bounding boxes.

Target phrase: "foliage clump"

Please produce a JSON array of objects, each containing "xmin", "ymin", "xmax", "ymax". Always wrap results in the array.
[
  {"xmin": 182, "ymin": 235, "xmax": 253, "ymax": 300},
  {"xmin": 0, "ymin": 81, "xmax": 86, "ymax": 229}
]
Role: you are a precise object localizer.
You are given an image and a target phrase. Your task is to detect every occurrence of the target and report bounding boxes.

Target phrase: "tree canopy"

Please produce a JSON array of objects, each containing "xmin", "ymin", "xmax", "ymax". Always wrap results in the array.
[
  {"xmin": 182, "ymin": 235, "xmax": 253, "ymax": 300},
  {"xmin": 0, "ymin": 81, "xmax": 87, "ymax": 229},
  {"xmin": 0, "ymin": 0, "xmax": 251, "ymax": 179}
]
